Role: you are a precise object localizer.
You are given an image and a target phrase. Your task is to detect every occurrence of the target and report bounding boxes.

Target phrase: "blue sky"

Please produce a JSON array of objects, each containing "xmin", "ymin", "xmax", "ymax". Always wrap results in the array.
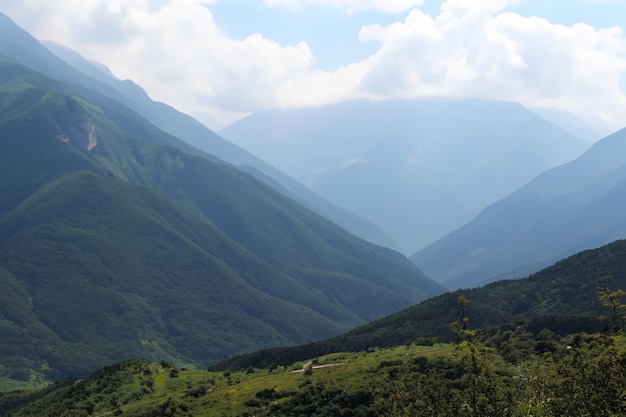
[
  {"xmin": 212, "ymin": 1, "xmax": 626, "ymax": 71},
  {"xmin": 210, "ymin": 2, "xmax": 401, "ymax": 70},
  {"xmin": 1, "ymin": 0, "xmax": 625, "ymax": 130}
]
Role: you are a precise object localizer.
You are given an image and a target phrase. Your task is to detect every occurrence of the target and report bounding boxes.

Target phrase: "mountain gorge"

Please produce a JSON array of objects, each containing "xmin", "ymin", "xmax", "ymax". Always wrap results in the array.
[
  {"xmin": 0, "ymin": 37, "xmax": 443, "ymax": 379},
  {"xmin": 411, "ymin": 126, "xmax": 626, "ymax": 289},
  {"xmin": 221, "ymin": 99, "xmax": 589, "ymax": 253}
]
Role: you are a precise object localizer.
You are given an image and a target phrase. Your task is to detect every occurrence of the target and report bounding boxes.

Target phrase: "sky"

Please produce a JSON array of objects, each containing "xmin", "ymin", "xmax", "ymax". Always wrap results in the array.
[{"xmin": 1, "ymin": 0, "xmax": 626, "ymax": 131}]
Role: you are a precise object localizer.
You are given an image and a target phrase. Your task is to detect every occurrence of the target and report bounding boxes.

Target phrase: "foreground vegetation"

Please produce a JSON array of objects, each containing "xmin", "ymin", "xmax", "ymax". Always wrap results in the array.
[
  {"xmin": 1, "ymin": 328, "xmax": 625, "ymax": 417},
  {"xmin": 2, "ymin": 246, "xmax": 625, "ymax": 416}
]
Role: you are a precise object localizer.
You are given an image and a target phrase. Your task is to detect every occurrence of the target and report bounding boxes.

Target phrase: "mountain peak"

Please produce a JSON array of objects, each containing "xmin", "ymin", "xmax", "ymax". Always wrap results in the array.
[{"xmin": 221, "ymin": 98, "xmax": 590, "ymax": 253}]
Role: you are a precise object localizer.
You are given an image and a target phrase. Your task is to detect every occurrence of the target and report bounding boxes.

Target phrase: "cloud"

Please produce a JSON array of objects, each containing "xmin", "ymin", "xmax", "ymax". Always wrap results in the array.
[
  {"xmin": 260, "ymin": 0, "xmax": 424, "ymax": 14},
  {"xmin": 2, "ymin": 0, "xmax": 626, "ymax": 129},
  {"xmin": 356, "ymin": 0, "xmax": 626, "ymax": 128},
  {"xmin": 1, "ymin": 0, "xmax": 317, "ymax": 125}
]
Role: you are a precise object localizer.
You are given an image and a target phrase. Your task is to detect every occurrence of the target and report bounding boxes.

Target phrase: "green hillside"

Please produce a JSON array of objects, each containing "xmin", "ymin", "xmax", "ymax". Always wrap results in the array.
[
  {"xmin": 0, "ymin": 58, "xmax": 443, "ymax": 380},
  {"xmin": 1, "ymin": 12, "xmax": 395, "ymax": 252},
  {"xmin": 3, "ymin": 241, "xmax": 625, "ymax": 416},
  {"xmin": 2, "ymin": 332, "xmax": 625, "ymax": 416},
  {"xmin": 211, "ymin": 239, "xmax": 626, "ymax": 370},
  {"xmin": 0, "ymin": 171, "xmax": 354, "ymax": 377}
]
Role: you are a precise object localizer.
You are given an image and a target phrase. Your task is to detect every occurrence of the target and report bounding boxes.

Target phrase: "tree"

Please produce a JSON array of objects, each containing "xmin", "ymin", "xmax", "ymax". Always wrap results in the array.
[
  {"xmin": 597, "ymin": 276, "xmax": 626, "ymax": 333},
  {"xmin": 451, "ymin": 296, "xmax": 476, "ymax": 342}
]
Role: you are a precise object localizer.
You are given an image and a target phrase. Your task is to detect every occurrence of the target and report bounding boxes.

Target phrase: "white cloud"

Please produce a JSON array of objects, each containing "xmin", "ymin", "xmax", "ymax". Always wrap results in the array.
[
  {"xmin": 1, "ymin": 0, "xmax": 317, "ymax": 125},
  {"xmin": 355, "ymin": 1, "xmax": 626, "ymax": 129},
  {"xmin": 2, "ymin": 0, "xmax": 626, "ymax": 129},
  {"xmin": 261, "ymin": 0, "xmax": 424, "ymax": 14}
]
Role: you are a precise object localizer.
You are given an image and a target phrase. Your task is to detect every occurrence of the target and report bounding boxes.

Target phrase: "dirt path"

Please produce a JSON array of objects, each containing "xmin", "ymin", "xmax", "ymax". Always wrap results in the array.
[{"xmin": 291, "ymin": 362, "xmax": 343, "ymax": 373}]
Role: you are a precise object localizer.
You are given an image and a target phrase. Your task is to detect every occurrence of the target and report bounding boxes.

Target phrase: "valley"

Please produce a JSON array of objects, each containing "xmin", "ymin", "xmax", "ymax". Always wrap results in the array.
[{"xmin": 221, "ymin": 99, "xmax": 589, "ymax": 253}]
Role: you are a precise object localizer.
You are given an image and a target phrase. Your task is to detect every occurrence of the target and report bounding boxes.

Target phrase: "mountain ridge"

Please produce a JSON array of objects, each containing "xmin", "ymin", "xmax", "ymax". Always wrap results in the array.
[
  {"xmin": 411, "ymin": 126, "xmax": 626, "ymax": 289},
  {"xmin": 29, "ymin": 22, "xmax": 394, "ymax": 248}
]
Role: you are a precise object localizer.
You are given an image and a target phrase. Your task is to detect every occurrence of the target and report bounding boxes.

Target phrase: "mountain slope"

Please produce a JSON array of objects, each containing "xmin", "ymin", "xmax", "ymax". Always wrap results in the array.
[
  {"xmin": 530, "ymin": 106, "xmax": 612, "ymax": 142},
  {"xmin": 212, "ymin": 239, "xmax": 626, "ymax": 370},
  {"xmin": 411, "ymin": 127, "xmax": 626, "ymax": 289},
  {"xmin": 0, "ymin": 14, "xmax": 391, "ymax": 247},
  {"xmin": 4, "ymin": 242, "xmax": 626, "ymax": 416},
  {"xmin": 0, "ymin": 59, "xmax": 440, "ymax": 307},
  {"xmin": 0, "ymin": 57, "xmax": 444, "ymax": 379},
  {"xmin": 221, "ymin": 99, "xmax": 589, "ymax": 253},
  {"xmin": 0, "ymin": 171, "xmax": 353, "ymax": 377}
]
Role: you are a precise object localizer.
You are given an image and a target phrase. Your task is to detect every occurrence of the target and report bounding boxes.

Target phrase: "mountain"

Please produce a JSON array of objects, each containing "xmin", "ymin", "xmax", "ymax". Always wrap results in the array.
[
  {"xmin": 411, "ymin": 126, "xmax": 626, "ymax": 289},
  {"xmin": 41, "ymin": 41, "xmax": 223, "ymax": 131},
  {"xmin": 211, "ymin": 239, "xmax": 626, "ymax": 371},
  {"xmin": 220, "ymin": 99, "xmax": 589, "ymax": 253},
  {"xmin": 3, "ymin": 241, "xmax": 626, "ymax": 416},
  {"xmin": 0, "ymin": 54, "xmax": 444, "ymax": 380},
  {"xmin": 530, "ymin": 106, "xmax": 612, "ymax": 143},
  {"xmin": 0, "ymin": 12, "xmax": 391, "ymax": 250},
  {"xmin": 46, "ymin": 39, "xmax": 389, "ymax": 239}
]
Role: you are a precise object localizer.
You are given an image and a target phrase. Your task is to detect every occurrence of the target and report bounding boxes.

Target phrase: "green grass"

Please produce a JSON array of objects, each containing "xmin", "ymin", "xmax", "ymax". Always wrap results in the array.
[
  {"xmin": 0, "ymin": 377, "xmax": 48, "ymax": 393},
  {"xmin": 4, "ymin": 332, "xmax": 625, "ymax": 416},
  {"xmin": 0, "ymin": 344, "xmax": 459, "ymax": 417}
]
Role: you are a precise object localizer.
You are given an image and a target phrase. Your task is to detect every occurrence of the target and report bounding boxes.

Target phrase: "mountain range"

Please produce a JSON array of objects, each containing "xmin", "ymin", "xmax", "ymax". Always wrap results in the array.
[
  {"xmin": 220, "ymin": 99, "xmax": 589, "ymax": 253},
  {"xmin": 411, "ymin": 126, "xmax": 626, "ymax": 289},
  {"xmin": 0, "ymin": 11, "xmax": 393, "ymax": 251},
  {"xmin": 2, "ymin": 9, "xmax": 626, "ymax": 390},
  {"xmin": 0, "ymin": 16, "xmax": 443, "ymax": 379}
]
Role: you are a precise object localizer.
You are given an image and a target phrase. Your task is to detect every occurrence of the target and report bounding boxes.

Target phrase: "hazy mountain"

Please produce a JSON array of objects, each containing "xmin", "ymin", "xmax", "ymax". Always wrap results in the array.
[
  {"xmin": 530, "ymin": 106, "xmax": 612, "ymax": 143},
  {"xmin": 221, "ymin": 99, "xmax": 589, "ymax": 253},
  {"xmin": 0, "ymin": 56, "xmax": 444, "ymax": 379},
  {"xmin": 213, "ymin": 239, "xmax": 626, "ymax": 370},
  {"xmin": 411, "ymin": 126, "xmax": 626, "ymax": 289},
  {"xmin": 0, "ymin": 12, "xmax": 392, "ymax": 250}
]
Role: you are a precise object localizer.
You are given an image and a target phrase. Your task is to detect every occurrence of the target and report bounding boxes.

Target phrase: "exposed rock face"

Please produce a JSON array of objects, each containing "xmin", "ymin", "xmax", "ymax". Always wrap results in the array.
[
  {"xmin": 55, "ymin": 109, "xmax": 98, "ymax": 152},
  {"xmin": 83, "ymin": 116, "xmax": 97, "ymax": 151}
]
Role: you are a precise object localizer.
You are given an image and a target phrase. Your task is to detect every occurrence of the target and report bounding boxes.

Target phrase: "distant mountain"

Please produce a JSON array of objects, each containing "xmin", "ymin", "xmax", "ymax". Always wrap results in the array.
[
  {"xmin": 212, "ymin": 239, "xmax": 626, "ymax": 370},
  {"xmin": 530, "ymin": 107, "xmax": 612, "ymax": 143},
  {"xmin": 0, "ymin": 12, "xmax": 392, "ymax": 251},
  {"xmin": 0, "ymin": 55, "xmax": 444, "ymax": 379},
  {"xmin": 221, "ymin": 99, "xmax": 589, "ymax": 253},
  {"xmin": 411, "ymin": 126, "xmax": 626, "ymax": 289}
]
